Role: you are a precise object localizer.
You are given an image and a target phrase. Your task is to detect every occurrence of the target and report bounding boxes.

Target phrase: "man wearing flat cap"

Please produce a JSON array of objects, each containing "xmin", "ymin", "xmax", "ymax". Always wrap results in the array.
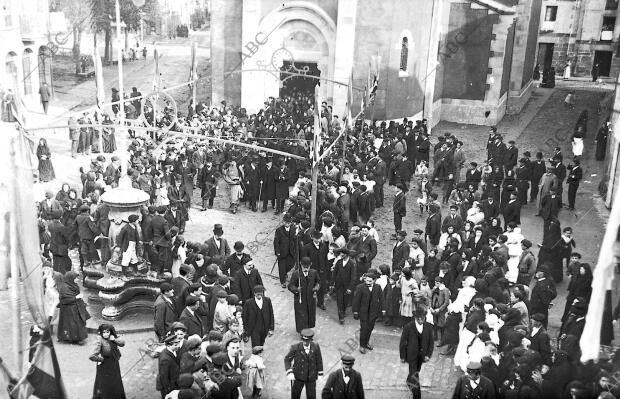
[
  {"xmin": 243, "ymin": 285, "xmax": 275, "ymax": 347},
  {"xmin": 289, "ymin": 257, "xmax": 320, "ymax": 333},
  {"xmin": 321, "ymin": 354, "xmax": 365, "ymax": 399},
  {"xmin": 451, "ymin": 361, "xmax": 495, "ymax": 399},
  {"xmin": 284, "ymin": 328, "xmax": 324, "ymax": 399},
  {"xmin": 117, "ymin": 214, "xmax": 141, "ymax": 268},
  {"xmin": 156, "ymin": 334, "xmax": 182, "ymax": 398},
  {"xmin": 530, "ymin": 266, "xmax": 557, "ymax": 329}
]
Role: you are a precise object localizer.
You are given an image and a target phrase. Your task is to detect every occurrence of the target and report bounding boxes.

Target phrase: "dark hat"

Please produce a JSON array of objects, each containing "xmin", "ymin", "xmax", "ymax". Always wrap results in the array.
[
  {"xmin": 163, "ymin": 334, "xmax": 181, "ymax": 345},
  {"xmin": 396, "ymin": 183, "xmax": 407, "ymax": 191},
  {"xmin": 337, "ymin": 248, "xmax": 350, "ymax": 256},
  {"xmin": 79, "ymin": 204, "xmax": 90, "ymax": 213},
  {"xmin": 180, "ymin": 264, "xmax": 192, "ymax": 274},
  {"xmin": 206, "ymin": 343, "xmax": 221, "ymax": 355},
  {"xmin": 530, "ymin": 313, "xmax": 546, "ymax": 322},
  {"xmin": 208, "ymin": 330, "xmax": 223, "ymax": 341},
  {"xmin": 252, "ymin": 346, "xmax": 264, "ymax": 355},
  {"xmin": 390, "ymin": 273, "xmax": 400, "ymax": 281},
  {"xmin": 434, "ymin": 276, "xmax": 444, "ymax": 283},
  {"xmin": 523, "ymin": 151, "xmax": 531, "ymax": 157},
  {"xmin": 300, "ymin": 257, "xmax": 312, "ymax": 267},
  {"xmin": 521, "ymin": 239, "xmax": 532, "ymax": 248},
  {"xmin": 128, "ymin": 214, "xmax": 139, "ymax": 223},
  {"xmin": 413, "ymin": 229, "xmax": 423, "ymax": 234},
  {"xmin": 185, "ymin": 296, "xmax": 199, "ymax": 307},
  {"xmin": 233, "ymin": 241, "xmax": 244, "ymax": 250},
  {"xmin": 96, "ymin": 155, "xmax": 106, "ymax": 162},
  {"xmin": 536, "ymin": 265, "xmax": 550, "ymax": 275},
  {"xmin": 226, "ymin": 294, "xmax": 239, "ymax": 305},
  {"xmin": 341, "ymin": 354, "xmax": 355, "ymax": 365},
  {"xmin": 300, "ymin": 328, "xmax": 314, "ymax": 339},
  {"xmin": 397, "ymin": 230, "xmax": 407, "ymax": 237},
  {"xmin": 466, "ymin": 361, "xmax": 482, "ymax": 370},
  {"xmin": 283, "ymin": 214, "xmax": 292, "ymax": 222},
  {"xmin": 211, "ymin": 352, "xmax": 228, "ymax": 367},
  {"xmin": 311, "ymin": 230, "xmax": 323, "ymax": 239},
  {"xmin": 185, "ymin": 335, "xmax": 202, "ymax": 350},
  {"xmin": 213, "ymin": 224, "xmax": 223, "ymax": 233},
  {"xmin": 253, "ymin": 285, "xmax": 265, "ymax": 294},
  {"xmin": 216, "ymin": 290, "xmax": 228, "ymax": 298},
  {"xmin": 449, "ymin": 204, "xmax": 459, "ymax": 210},
  {"xmin": 170, "ymin": 321, "xmax": 187, "ymax": 331},
  {"xmin": 160, "ymin": 282, "xmax": 173, "ymax": 293},
  {"xmin": 571, "ymin": 301, "xmax": 588, "ymax": 316},
  {"xmin": 218, "ymin": 276, "xmax": 229, "ymax": 285}
]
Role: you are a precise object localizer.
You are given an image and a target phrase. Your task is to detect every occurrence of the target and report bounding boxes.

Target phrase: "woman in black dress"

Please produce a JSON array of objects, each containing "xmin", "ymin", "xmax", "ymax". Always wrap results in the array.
[
  {"xmin": 90, "ymin": 324, "xmax": 126, "ymax": 399},
  {"xmin": 596, "ymin": 122, "xmax": 610, "ymax": 161},
  {"xmin": 57, "ymin": 271, "xmax": 89, "ymax": 343},
  {"xmin": 37, "ymin": 138, "xmax": 55, "ymax": 182}
]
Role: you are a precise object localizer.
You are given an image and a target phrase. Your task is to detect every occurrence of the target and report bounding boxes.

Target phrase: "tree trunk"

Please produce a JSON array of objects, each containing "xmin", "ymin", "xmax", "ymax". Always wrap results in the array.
[
  {"xmin": 72, "ymin": 26, "xmax": 82, "ymax": 74},
  {"xmin": 104, "ymin": 28, "xmax": 111, "ymax": 63}
]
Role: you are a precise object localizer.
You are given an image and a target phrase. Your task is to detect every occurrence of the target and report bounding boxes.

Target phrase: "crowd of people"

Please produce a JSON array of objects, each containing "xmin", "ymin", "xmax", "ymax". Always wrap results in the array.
[{"xmin": 30, "ymin": 79, "xmax": 620, "ymax": 399}]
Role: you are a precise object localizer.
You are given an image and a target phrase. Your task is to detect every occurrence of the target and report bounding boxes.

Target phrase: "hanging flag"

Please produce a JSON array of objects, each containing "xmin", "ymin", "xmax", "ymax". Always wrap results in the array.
[
  {"xmin": 580, "ymin": 181, "xmax": 620, "ymax": 362},
  {"xmin": 369, "ymin": 54, "xmax": 380, "ymax": 103},
  {"xmin": 12, "ymin": 329, "xmax": 66, "ymax": 399},
  {"xmin": 344, "ymin": 71, "xmax": 353, "ymax": 132},
  {"xmin": 153, "ymin": 46, "xmax": 160, "ymax": 91},
  {"xmin": 189, "ymin": 42, "xmax": 198, "ymax": 109},
  {"xmin": 5, "ymin": 130, "xmax": 66, "ymax": 398},
  {"xmin": 92, "ymin": 47, "xmax": 105, "ymax": 110},
  {"xmin": 312, "ymin": 85, "xmax": 322, "ymax": 165}
]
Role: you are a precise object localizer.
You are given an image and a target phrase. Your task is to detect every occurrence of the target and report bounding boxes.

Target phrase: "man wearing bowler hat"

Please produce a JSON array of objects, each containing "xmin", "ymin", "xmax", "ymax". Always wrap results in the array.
[
  {"xmin": 284, "ymin": 328, "xmax": 324, "ymax": 399},
  {"xmin": 301, "ymin": 230, "xmax": 329, "ymax": 309},
  {"xmin": 332, "ymin": 248, "xmax": 357, "ymax": 324},
  {"xmin": 242, "ymin": 285, "xmax": 275, "ymax": 347},
  {"xmin": 275, "ymin": 214, "xmax": 299, "ymax": 288},
  {"xmin": 321, "ymin": 354, "xmax": 365, "ymax": 398},
  {"xmin": 530, "ymin": 265, "xmax": 557, "ymax": 329}
]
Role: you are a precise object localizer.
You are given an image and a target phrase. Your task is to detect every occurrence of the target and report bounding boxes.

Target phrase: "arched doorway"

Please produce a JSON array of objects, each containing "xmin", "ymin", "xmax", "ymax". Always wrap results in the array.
[
  {"xmin": 5, "ymin": 51, "xmax": 18, "ymax": 94},
  {"xmin": 240, "ymin": 2, "xmax": 336, "ymax": 113},
  {"xmin": 38, "ymin": 46, "xmax": 52, "ymax": 86},
  {"xmin": 22, "ymin": 48, "xmax": 33, "ymax": 95}
]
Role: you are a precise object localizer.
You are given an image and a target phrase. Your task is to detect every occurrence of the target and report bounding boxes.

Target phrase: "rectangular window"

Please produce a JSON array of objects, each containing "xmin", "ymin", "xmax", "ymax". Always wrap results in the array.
[
  {"xmin": 606, "ymin": 0, "xmax": 618, "ymax": 10},
  {"xmin": 544, "ymin": 6, "xmax": 557, "ymax": 22},
  {"xmin": 602, "ymin": 16, "xmax": 616, "ymax": 41}
]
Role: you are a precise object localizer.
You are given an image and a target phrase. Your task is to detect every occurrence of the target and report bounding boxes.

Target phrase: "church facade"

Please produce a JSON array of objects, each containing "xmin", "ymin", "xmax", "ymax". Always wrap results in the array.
[{"xmin": 210, "ymin": 0, "xmax": 541, "ymax": 127}]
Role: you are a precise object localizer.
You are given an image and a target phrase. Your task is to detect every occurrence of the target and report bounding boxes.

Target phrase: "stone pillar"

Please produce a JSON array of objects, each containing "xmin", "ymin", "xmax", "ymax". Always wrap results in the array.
[
  {"xmin": 210, "ymin": 0, "xmax": 242, "ymax": 106},
  {"xmin": 332, "ymin": 0, "xmax": 358, "ymax": 116},
  {"xmin": 241, "ymin": 0, "xmax": 262, "ymax": 113},
  {"xmin": 210, "ymin": 0, "xmax": 227, "ymax": 105}
]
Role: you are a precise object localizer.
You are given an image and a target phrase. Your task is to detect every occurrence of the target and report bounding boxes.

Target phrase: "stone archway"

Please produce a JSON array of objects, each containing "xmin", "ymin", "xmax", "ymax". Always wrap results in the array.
[{"xmin": 240, "ymin": 2, "xmax": 336, "ymax": 113}]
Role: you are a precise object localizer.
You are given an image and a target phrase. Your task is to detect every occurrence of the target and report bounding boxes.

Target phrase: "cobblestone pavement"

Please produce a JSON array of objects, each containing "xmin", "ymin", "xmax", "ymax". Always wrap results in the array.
[{"xmin": 1, "ymin": 83, "xmax": 615, "ymax": 398}]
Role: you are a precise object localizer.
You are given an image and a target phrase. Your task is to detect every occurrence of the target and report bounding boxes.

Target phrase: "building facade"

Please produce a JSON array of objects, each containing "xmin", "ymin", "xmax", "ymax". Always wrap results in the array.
[
  {"xmin": 537, "ymin": 0, "xmax": 620, "ymax": 78},
  {"xmin": 0, "ymin": 0, "xmax": 51, "ymax": 109},
  {"xmin": 210, "ymin": 0, "xmax": 542, "ymax": 127}
]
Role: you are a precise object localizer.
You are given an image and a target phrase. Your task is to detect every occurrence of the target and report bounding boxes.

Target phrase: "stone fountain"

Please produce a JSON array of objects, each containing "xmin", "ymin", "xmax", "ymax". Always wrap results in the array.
[{"xmin": 82, "ymin": 176, "xmax": 167, "ymax": 320}]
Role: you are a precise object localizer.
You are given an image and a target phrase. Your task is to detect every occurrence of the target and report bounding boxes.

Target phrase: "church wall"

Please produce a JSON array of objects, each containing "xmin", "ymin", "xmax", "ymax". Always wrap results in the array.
[
  {"xmin": 352, "ymin": 0, "xmax": 433, "ymax": 120},
  {"xmin": 440, "ymin": 3, "xmax": 497, "ymax": 101},
  {"xmin": 259, "ymin": 0, "xmax": 338, "ymax": 27}
]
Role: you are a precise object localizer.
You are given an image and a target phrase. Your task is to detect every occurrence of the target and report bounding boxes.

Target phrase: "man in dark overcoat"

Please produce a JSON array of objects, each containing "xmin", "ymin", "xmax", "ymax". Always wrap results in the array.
[
  {"xmin": 332, "ymin": 248, "xmax": 357, "ymax": 323},
  {"xmin": 259, "ymin": 157, "xmax": 277, "ymax": 211},
  {"xmin": 284, "ymin": 328, "xmax": 324, "ymax": 399},
  {"xmin": 243, "ymin": 155, "xmax": 261, "ymax": 211},
  {"xmin": 242, "ymin": 285, "xmax": 275, "ymax": 347},
  {"xmin": 352, "ymin": 270, "xmax": 385, "ymax": 354},
  {"xmin": 156, "ymin": 335, "xmax": 181, "ymax": 398},
  {"xmin": 288, "ymin": 257, "xmax": 320, "ymax": 333},
  {"xmin": 231, "ymin": 258, "xmax": 263, "ymax": 303},
  {"xmin": 301, "ymin": 230, "xmax": 329, "ymax": 309},
  {"xmin": 530, "ymin": 266, "xmax": 557, "ymax": 329},
  {"xmin": 321, "ymin": 354, "xmax": 365, "ymax": 399},
  {"xmin": 400, "ymin": 310, "xmax": 434, "ymax": 399},
  {"xmin": 392, "ymin": 230, "xmax": 410, "ymax": 272},
  {"xmin": 274, "ymin": 214, "xmax": 298, "ymax": 287},
  {"xmin": 150, "ymin": 206, "xmax": 172, "ymax": 274},
  {"xmin": 154, "ymin": 282, "xmax": 179, "ymax": 341}
]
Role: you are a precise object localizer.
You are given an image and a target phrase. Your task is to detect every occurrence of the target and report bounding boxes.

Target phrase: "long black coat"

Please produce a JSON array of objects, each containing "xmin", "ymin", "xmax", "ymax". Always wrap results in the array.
[
  {"xmin": 156, "ymin": 348, "xmax": 180, "ymax": 394},
  {"xmin": 231, "ymin": 268, "xmax": 263, "ymax": 302},
  {"xmin": 352, "ymin": 283, "xmax": 385, "ymax": 321},
  {"xmin": 321, "ymin": 368, "xmax": 365, "ymax": 399},
  {"xmin": 153, "ymin": 294, "xmax": 179, "ymax": 340},
  {"xmin": 301, "ymin": 242, "xmax": 329, "ymax": 273},
  {"xmin": 259, "ymin": 165, "xmax": 277, "ymax": 200},
  {"xmin": 243, "ymin": 296, "xmax": 275, "ymax": 335},
  {"xmin": 275, "ymin": 166, "xmax": 291, "ymax": 199},
  {"xmin": 274, "ymin": 225, "xmax": 298, "ymax": 259},
  {"xmin": 179, "ymin": 307, "xmax": 204, "ymax": 338},
  {"xmin": 530, "ymin": 277, "xmax": 557, "ymax": 315},
  {"xmin": 288, "ymin": 268, "xmax": 320, "ymax": 332},
  {"xmin": 399, "ymin": 321, "xmax": 434, "ymax": 365},
  {"xmin": 243, "ymin": 163, "xmax": 261, "ymax": 199}
]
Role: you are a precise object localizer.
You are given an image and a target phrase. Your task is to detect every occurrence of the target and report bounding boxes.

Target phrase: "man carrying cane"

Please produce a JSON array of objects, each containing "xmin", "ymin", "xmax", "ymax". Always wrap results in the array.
[{"xmin": 284, "ymin": 328, "xmax": 324, "ymax": 399}]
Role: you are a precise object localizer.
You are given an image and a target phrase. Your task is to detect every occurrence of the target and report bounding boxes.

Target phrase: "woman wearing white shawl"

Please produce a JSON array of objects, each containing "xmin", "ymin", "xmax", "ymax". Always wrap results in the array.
[
  {"xmin": 504, "ymin": 224, "xmax": 524, "ymax": 283},
  {"xmin": 445, "ymin": 276, "xmax": 476, "ymax": 359}
]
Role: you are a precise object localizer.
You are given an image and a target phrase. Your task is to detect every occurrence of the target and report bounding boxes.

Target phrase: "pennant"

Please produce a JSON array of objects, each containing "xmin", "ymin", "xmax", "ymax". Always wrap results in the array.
[
  {"xmin": 312, "ymin": 85, "xmax": 322, "ymax": 165},
  {"xmin": 93, "ymin": 47, "xmax": 105, "ymax": 110}
]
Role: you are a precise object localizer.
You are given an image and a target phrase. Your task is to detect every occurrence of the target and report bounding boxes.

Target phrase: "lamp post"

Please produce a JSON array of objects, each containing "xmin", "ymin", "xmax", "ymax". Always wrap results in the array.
[{"xmin": 115, "ymin": 0, "xmax": 128, "ymax": 185}]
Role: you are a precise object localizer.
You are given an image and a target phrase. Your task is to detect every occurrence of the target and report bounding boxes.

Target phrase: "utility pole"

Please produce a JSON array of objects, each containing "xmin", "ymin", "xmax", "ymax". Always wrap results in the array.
[{"xmin": 310, "ymin": 85, "xmax": 321, "ymax": 229}]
